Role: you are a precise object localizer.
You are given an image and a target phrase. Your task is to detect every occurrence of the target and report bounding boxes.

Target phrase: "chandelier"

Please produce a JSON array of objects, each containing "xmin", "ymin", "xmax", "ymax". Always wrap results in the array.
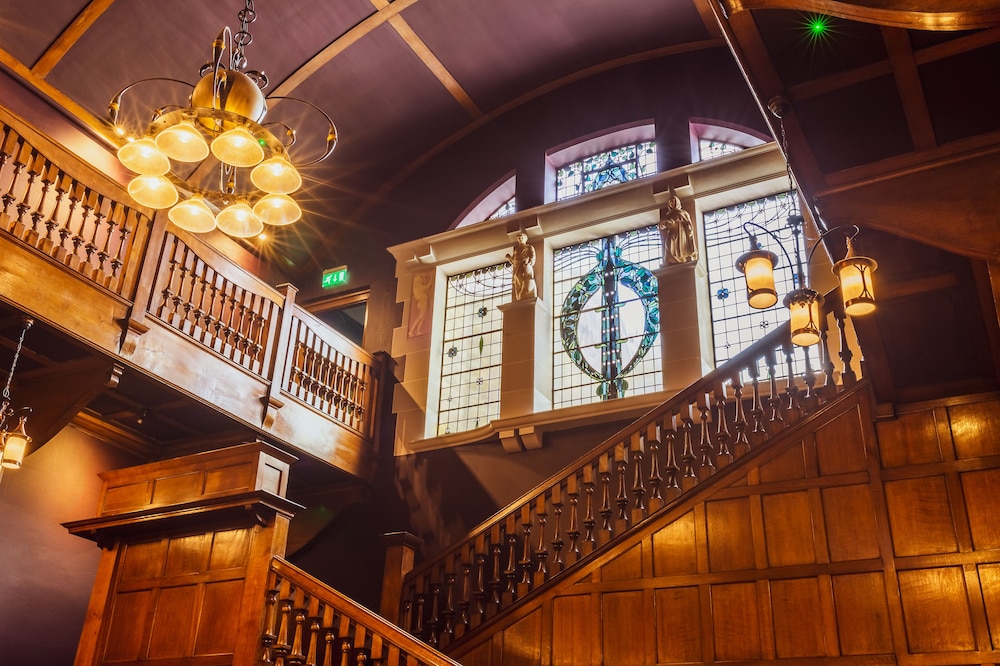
[
  {"xmin": 735, "ymin": 97, "xmax": 877, "ymax": 347},
  {"xmin": 0, "ymin": 317, "xmax": 34, "ymax": 474},
  {"xmin": 108, "ymin": 1, "xmax": 337, "ymax": 238}
]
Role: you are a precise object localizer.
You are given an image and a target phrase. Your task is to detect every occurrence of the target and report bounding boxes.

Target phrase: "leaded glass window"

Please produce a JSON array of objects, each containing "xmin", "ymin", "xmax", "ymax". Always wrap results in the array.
[
  {"xmin": 438, "ymin": 263, "xmax": 511, "ymax": 435},
  {"xmin": 553, "ymin": 225, "xmax": 662, "ymax": 408},
  {"xmin": 703, "ymin": 191, "xmax": 818, "ymax": 374},
  {"xmin": 487, "ymin": 197, "xmax": 516, "ymax": 220},
  {"xmin": 698, "ymin": 139, "xmax": 744, "ymax": 161},
  {"xmin": 555, "ymin": 141, "xmax": 657, "ymax": 201}
]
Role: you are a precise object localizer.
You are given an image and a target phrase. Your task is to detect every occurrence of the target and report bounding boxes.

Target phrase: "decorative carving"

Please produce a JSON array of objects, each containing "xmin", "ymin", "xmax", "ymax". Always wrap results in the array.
[
  {"xmin": 407, "ymin": 271, "xmax": 433, "ymax": 337},
  {"xmin": 659, "ymin": 192, "xmax": 698, "ymax": 264},
  {"xmin": 505, "ymin": 231, "xmax": 536, "ymax": 301}
]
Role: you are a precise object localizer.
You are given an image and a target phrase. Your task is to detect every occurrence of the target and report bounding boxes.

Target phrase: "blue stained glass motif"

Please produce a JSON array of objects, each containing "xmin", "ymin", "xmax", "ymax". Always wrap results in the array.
[
  {"xmin": 716, "ymin": 287, "xmax": 730, "ymax": 301},
  {"xmin": 555, "ymin": 141, "xmax": 657, "ymax": 201}
]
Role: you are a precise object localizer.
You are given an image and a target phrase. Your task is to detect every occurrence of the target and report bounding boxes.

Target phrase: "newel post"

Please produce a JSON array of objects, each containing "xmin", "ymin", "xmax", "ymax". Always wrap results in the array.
[
  {"xmin": 380, "ymin": 531, "xmax": 423, "ymax": 624},
  {"xmin": 262, "ymin": 282, "xmax": 298, "ymax": 428}
]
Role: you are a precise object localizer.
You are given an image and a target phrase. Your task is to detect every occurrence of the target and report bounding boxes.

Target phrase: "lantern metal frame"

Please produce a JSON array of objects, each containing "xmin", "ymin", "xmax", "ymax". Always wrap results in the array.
[{"xmin": 0, "ymin": 317, "xmax": 34, "ymax": 476}]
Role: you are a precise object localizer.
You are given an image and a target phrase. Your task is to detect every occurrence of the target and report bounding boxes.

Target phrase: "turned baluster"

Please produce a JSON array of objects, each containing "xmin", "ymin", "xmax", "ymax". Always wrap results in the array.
[
  {"xmin": 631, "ymin": 433, "xmax": 646, "ymax": 522},
  {"xmin": 401, "ymin": 596, "xmax": 413, "ymax": 635},
  {"xmin": 322, "ymin": 630, "xmax": 337, "ymax": 666},
  {"xmin": 443, "ymin": 566, "xmax": 457, "ymax": 637},
  {"xmin": 782, "ymin": 341, "xmax": 803, "ymax": 422},
  {"xmin": 731, "ymin": 372, "xmax": 751, "ymax": 456},
  {"xmin": 261, "ymin": 588, "xmax": 280, "ymax": 661},
  {"xmin": 614, "ymin": 443, "xmax": 630, "ymax": 527},
  {"xmin": 339, "ymin": 640, "xmax": 352, "ymax": 666},
  {"xmin": 679, "ymin": 407, "xmax": 698, "ymax": 490},
  {"xmin": 109, "ymin": 208, "xmax": 133, "ymax": 277},
  {"xmin": 747, "ymin": 362, "xmax": 768, "ymax": 444},
  {"xmin": 68, "ymin": 185, "xmax": 93, "ymax": 259},
  {"xmin": 598, "ymin": 453, "xmax": 614, "ymax": 539},
  {"xmin": 41, "ymin": 167, "xmax": 66, "ymax": 247},
  {"xmin": 427, "ymin": 582, "xmax": 442, "ymax": 647},
  {"xmin": 57, "ymin": 177, "xmax": 81, "ymax": 254},
  {"xmin": 0, "ymin": 125, "xmax": 15, "ymax": 191},
  {"xmin": 697, "ymin": 393, "xmax": 716, "ymax": 479},
  {"xmin": 550, "ymin": 483, "xmax": 564, "ymax": 572},
  {"xmin": 201, "ymin": 270, "xmax": 222, "ymax": 346},
  {"xmin": 1, "ymin": 136, "xmax": 26, "ymax": 220},
  {"xmin": 413, "ymin": 592, "xmax": 426, "ymax": 639},
  {"xmin": 305, "ymin": 617, "xmax": 322, "ymax": 666},
  {"xmin": 819, "ymin": 309, "xmax": 837, "ymax": 399},
  {"xmin": 192, "ymin": 262, "xmax": 211, "ymax": 330},
  {"xmin": 836, "ymin": 308, "xmax": 857, "ymax": 386},
  {"xmin": 473, "ymin": 548, "xmax": 487, "ymax": 621},
  {"xmin": 503, "ymin": 518, "xmax": 519, "ymax": 596},
  {"xmin": 801, "ymin": 344, "xmax": 818, "ymax": 412},
  {"xmin": 488, "ymin": 531, "xmax": 503, "ymax": 611},
  {"xmin": 83, "ymin": 192, "xmax": 105, "ymax": 266},
  {"xmin": 14, "ymin": 149, "xmax": 40, "ymax": 234},
  {"xmin": 273, "ymin": 598, "xmax": 294, "ymax": 660},
  {"xmin": 566, "ymin": 474, "xmax": 581, "ymax": 560},
  {"xmin": 647, "ymin": 425, "xmax": 664, "ymax": 510},
  {"xmin": 157, "ymin": 239, "xmax": 183, "ymax": 320},
  {"xmin": 534, "ymin": 495, "xmax": 548, "ymax": 581},
  {"xmin": 764, "ymin": 349, "xmax": 784, "ymax": 433},
  {"xmin": 458, "ymin": 548, "xmax": 472, "ymax": 629},
  {"xmin": 289, "ymin": 608, "xmax": 308, "ymax": 665},
  {"xmin": 582, "ymin": 465, "xmax": 596, "ymax": 548},
  {"xmin": 662, "ymin": 416, "xmax": 680, "ymax": 495},
  {"xmin": 712, "ymin": 383, "xmax": 733, "ymax": 466},
  {"xmin": 170, "ymin": 245, "xmax": 191, "ymax": 326},
  {"xmin": 29, "ymin": 160, "xmax": 54, "ymax": 239}
]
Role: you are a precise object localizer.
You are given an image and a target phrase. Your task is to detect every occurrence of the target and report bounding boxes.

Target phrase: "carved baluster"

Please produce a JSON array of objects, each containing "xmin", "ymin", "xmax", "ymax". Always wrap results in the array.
[
  {"xmin": 801, "ymin": 344, "xmax": 818, "ymax": 412},
  {"xmin": 2, "ymin": 136, "xmax": 26, "ymax": 221},
  {"xmin": 69, "ymin": 185, "xmax": 94, "ymax": 262},
  {"xmin": 697, "ymin": 393, "xmax": 716, "ymax": 479},
  {"xmin": 712, "ymin": 382, "xmax": 733, "ymax": 467},
  {"xmin": 489, "ymin": 528, "xmax": 504, "ymax": 611},
  {"xmin": 662, "ymin": 416, "xmax": 680, "ymax": 495},
  {"xmin": 428, "ymin": 581, "xmax": 442, "ymax": 647},
  {"xmin": 443, "ymin": 565, "xmax": 456, "ymax": 637},
  {"xmin": 83, "ymin": 192, "xmax": 106, "ymax": 270},
  {"xmin": 836, "ymin": 308, "xmax": 857, "ymax": 387},
  {"xmin": 783, "ymin": 341, "xmax": 803, "ymax": 423},
  {"xmin": 631, "ymin": 432, "xmax": 646, "ymax": 522},
  {"xmin": 201, "ymin": 269, "xmax": 222, "ymax": 346},
  {"xmin": 680, "ymin": 406, "xmax": 698, "ymax": 491},
  {"xmin": 819, "ymin": 308, "xmax": 837, "ymax": 400},
  {"xmin": 504, "ymin": 517, "xmax": 519, "ymax": 597},
  {"xmin": 41, "ymin": 167, "xmax": 67, "ymax": 249},
  {"xmin": 273, "ymin": 598, "xmax": 294, "ymax": 661},
  {"xmin": 647, "ymin": 424, "xmax": 664, "ymax": 511},
  {"xmin": 28, "ymin": 159, "xmax": 54, "ymax": 241},
  {"xmin": 192, "ymin": 261, "xmax": 211, "ymax": 331},
  {"xmin": 261, "ymin": 588, "xmax": 280, "ymax": 662},
  {"xmin": 747, "ymin": 362, "xmax": 768, "ymax": 445},
  {"xmin": 305, "ymin": 617, "xmax": 322, "ymax": 666},
  {"xmin": 56, "ymin": 178, "xmax": 80, "ymax": 257},
  {"xmin": 614, "ymin": 443, "xmax": 630, "ymax": 528},
  {"xmin": 321, "ymin": 630, "xmax": 336, "ymax": 666},
  {"xmin": 765, "ymin": 349, "xmax": 784, "ymax": 433},
  {"xmin": 550, "ymin": 483, "xmax": 564, "ymax": 573},
  {"xmin": 0, "ymin": 125, "xmax": 15, "ymax": 197},
  {"xmin": 413, "ymin": 592, "xmax": 426, "ymax": 639},
  {"xmin": 401, "ymin": 588, "xmax": 414, "ymax": 634},
  {"xmin": 582, "ymin": 464, "xmax": 596, "ymax": 548},
  {"xmin": 339, "ymin": 640, "xmax": 351, "ymax": 666},
  {"xmin": 110, "ymin": 207, "xmax": 134, "ymax": 277},
  {"xmin": 157, "ymin": 239, "xmax": 183, "ymax": 321},
  {"xmin": 598, "ymin": 453, "xmax": 614, "ymax": 539},
  {"xmin": 566, "ymin": 473, "xmax": 581, "ymax": 560},
  {"xmin": 732, "ymin": 372, "xmax": 751, "ymax": 457},
  {"xmin": 534, "ymin": 495, "xmax": 548, "ymax": 582},
  {"xmin": 289, "ymin": 608, "xmax": 308, "ymax": 665},
  {"xmin": 458, "ymin": 547, "xmax": 472, "ymax": 629},
  {"xmin": 473, "ymin": 545, "xmax": 487, "ymax": 621},
  {"xmin": 13, "ymin": 148, "xmax": 40, "ymax": 236}
]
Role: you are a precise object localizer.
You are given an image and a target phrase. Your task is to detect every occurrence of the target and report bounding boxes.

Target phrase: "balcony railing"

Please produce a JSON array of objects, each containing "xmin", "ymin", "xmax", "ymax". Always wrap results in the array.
[
  {"xmin": 396, "ymin": 290, "xmax": 864, "ymax": 650},
  {"xmin": 0, "ymin": 107, "xmax": 381, "ymax": 479}
]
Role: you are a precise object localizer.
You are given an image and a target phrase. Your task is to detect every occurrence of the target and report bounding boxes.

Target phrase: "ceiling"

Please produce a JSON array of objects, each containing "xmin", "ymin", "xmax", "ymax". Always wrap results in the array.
[{"xmin": 1, "ymin": 1, "xmax": 1000, "ymax": 465}]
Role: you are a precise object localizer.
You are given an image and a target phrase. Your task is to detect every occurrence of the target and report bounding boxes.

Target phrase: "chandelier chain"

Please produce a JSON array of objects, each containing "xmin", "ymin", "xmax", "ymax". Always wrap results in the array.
[
  {"xmin": 232, "ymin": 0, "xmax": 257, "ymax": 70},
  {"xmin": 2, "ymin": 319, "xmax": 32, "ymax": 403}
]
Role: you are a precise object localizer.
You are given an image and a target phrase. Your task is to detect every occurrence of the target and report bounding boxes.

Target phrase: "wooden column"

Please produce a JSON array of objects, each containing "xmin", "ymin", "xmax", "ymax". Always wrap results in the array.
[
  {"xmin": 64, "ymin": 442, "xmax": 302, "ymax": 666},
  {"xmin": 379, "ymin": 531, "xmax": 424, "ymax": 624}
]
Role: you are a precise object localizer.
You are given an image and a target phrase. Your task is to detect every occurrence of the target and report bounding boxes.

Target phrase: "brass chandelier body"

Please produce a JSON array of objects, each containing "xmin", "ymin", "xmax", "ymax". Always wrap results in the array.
[{"xmin": 109, "ymin": 1, "xmax": 337, "ymax": 238}]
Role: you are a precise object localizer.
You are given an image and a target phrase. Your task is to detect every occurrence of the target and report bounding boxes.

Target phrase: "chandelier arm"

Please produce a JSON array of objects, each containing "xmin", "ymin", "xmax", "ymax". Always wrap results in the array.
[
  {"xmin": 108, "ymin": 78, "xmax": 197, "ymax": 125},
  {"xmin": 265, "ymin": 96, "xmax": 339, "ymax": 165},
  {"xmin": 742, "ymin": 221, "xmax": 795, "ymax": 275},
  {"xmin": 805, "ymin": 224, "xmax": 861, "ymax": 268}
]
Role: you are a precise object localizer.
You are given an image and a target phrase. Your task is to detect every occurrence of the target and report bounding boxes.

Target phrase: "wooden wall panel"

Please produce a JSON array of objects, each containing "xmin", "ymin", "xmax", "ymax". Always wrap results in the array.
[
  {"xmin": 103, "ymin": 590, "xmax": 153, "ymax": 661},
  {"xmin": 949, "ymin": 401, "xmax": 1000, "ymax": 458},
  {"xmin": 602, "ymin": 542, "xmax": 644, "ymax": 581},
  {"xmin": 194, "ymin": 579, "xmax": 243, "ymax": 655},
  {"xmin": 821, "ymin": 485, "xmax": 880, "ymax": 561},
  {"xmin": 897, "ymin": 567, "xmax": 976, "ymax": 653},
  {"xmin": 770, "ymin": 578, "xmax": 826, "ymax": 658},
  {"xmin": 501, "ymin": 609, "xmax": 542, "ymax": 666},
  {"xmin": 653, "ymin": 586, "xmax": 702, "ymax": 663},
  {"xmin": 762, "ymin": 491, "xmax": 816, "ymax": 567},
  {"xmin": 961, "ymin": 469, "xmax": 1000, "ymax": 550},
  {"xmin": 552, "ymin": 595, "xmax": 593, "ymax": 666},
  {"xmin": 705, "ymin": 498, "xmax": 754, "ymax": 572},
  {"xmin": 147, "ymin": 584, "xmax": 199, "ymax": 658},
  {"xmin": 759, "ymin": 443, "xmax": 806, "ymax": 483},
  {"xmin": 884, "ymin": 476, "xmax": 959, "ymax": 556},
  {"xmin": 831, "ymin": 572, "xmax": 893, "ymax": 655},
  {"xmin": 602, "ymin": 591, "xmax": 647, "ymax": 665},
  {"xmin": 815, "ymin": 407, "xmax": 868, "ymax": 475},
  {"xmin": 979, "ymin": 563, "xmax": 1000, "ymax": 649},
  {"xmin": 711, "ymin": 582, "xmax": 761, "ymax": 661},
  {"xmin": 875, "ymin": 410, "xmax": 942, "ymax": 467},
  {"xmin": 651, "ymin": 511, "xmax": 698, "ymax": 576}
]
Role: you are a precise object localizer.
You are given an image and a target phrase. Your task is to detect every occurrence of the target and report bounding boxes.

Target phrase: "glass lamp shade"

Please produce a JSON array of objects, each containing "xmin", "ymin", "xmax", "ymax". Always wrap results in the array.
[
  {"xmin": 128, "ymin": 175, "xmax": 178, "ymax": 209},
  {"xmin": 736, "ymin": 248, "xmax": 779, "ymax": 309},
  {"xmin": 254, "ymin": 194, "xmax": 301, "ymax": 226},
  {"xmin": 211, "ymin": 127, "xmax": 264, "ymax": 167},
  {"xmin": 155, "ymin": 121, "xmax": 210, "ymax": 162},
  {"xmin": 168, "ymin": 196, "xmax": 217, "ymax": 233},
  {"xmin": 117, "ymin": 138, "xmax": 170, "ymax": 175},
  {"xmin": 251, "ymin": 156, "xmax": 302, "ymax": 194},
  {"xmin": 834, "ymin": 254, "xmax": 878, "ymax": 317},
  {"xmin": 215, "ymin": 201, "xmax": 264, "ymax": 238},
  {"xmin": 1, "ymin": 417, "xmax": 30, "ymax": 469},
  {"xmin": 784, "ymin": 288, "xmax": 823, "ymax": 347}
]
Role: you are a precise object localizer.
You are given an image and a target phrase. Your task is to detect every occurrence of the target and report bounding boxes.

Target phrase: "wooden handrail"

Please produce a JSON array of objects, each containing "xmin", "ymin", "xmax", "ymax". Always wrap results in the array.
[
  {"xmin": 259, "ymin": 557, "xmax": 464, "ymax": 666},
  {"xmin": 397, "ymin": 289, "xmax": 863, "ymax": 651}
]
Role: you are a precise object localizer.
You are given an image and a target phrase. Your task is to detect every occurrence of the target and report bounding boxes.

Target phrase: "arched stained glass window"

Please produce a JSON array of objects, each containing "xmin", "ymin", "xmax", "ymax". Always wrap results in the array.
[
  {"xmin": 552, "ymin": 225, "xmax": 662, "ymax": 408},
  {"xmin": 438, "ymin": 263, "xmax": 511, "ymax": 435},
  {"xmin": 555, "ymin": 141, "xmax": 657, "ymax": 201},
  {"xmin": 698, "ymin": 139, "xmax": 744, "ymax": 161},
  {"xmin": 487, "ymin": 197, "xmax": 516, "ymax": 220}
]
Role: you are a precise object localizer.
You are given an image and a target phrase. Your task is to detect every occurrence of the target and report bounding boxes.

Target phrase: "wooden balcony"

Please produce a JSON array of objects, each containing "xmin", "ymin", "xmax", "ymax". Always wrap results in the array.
[{"xmin": 0, "ymin": 107, "xmax": 383, "ymax": 481}]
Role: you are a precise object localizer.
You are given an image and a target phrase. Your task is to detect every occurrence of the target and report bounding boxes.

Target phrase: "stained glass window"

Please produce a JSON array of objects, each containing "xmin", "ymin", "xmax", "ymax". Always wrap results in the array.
[
  {"xmin": 555, "ymin": 141, "xmax": 657, "ymax": 201},
  {"xmin": 698, "ymin": 139, "xmax": 745, "ymax": 161},
  {"xmin": 703, "ymin": 191, "xmax": 818, "ymax": 375},
  {"xmin": 553, "ymin": 225, "xmax": 662, "ymax": 408},
  {"xmin": 438, "ymin": 263, "xmax": 511, "ymax": 435},
  {"xmin": 487, "ymin": 197, "xmax": 516, "ymax": 220}
]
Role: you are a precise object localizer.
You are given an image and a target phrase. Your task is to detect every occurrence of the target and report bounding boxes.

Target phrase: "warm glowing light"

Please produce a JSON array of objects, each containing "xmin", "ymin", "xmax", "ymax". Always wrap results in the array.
[
  {"xmin": 215, "ymin": 201, "xmax": 264, "ymax": 238},
  {"xmin": 211, "ymin": 127, "xmax": 265, "ymax": 167},
  {"xmin": 168, "ymin": 196, "xmax": 217, "ymax": 233},
  {"xmin": 1, "ymin": 417, "xmax": 30, "ymax": 469},
  {"xmin": 786, "ymin": 288, "xmax": 822, "ymax": 346},
  {"xmin": 156, "ymin": 121, "xmax": 210, "ymax": 162},
  {"xmin": 117, "ymin": 138, "xmax": 170, "ymax": 175},
  {"xmin": 834, "ymin": 251, "xmax": 877, "ymax": 316},
  {"xmin": 251, "ymin": 156, "xmax": 302, "ymax": 194},
  {"xmin": 737, "ymin": 248, "xmax": 779, "ymax": 309},
  {"xmin": 253, "ymin": 194, "xmax": 301, "ymax": 226},
  {"xmin": 127, "ymin": 175, "xmax": 178, "ymax": 209}
]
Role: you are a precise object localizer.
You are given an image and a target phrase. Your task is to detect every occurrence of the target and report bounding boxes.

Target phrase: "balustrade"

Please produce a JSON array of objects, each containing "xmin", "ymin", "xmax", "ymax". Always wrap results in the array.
[{"xmin": 397, "ymin": 294, "xmax": 862, "ymax": 650}]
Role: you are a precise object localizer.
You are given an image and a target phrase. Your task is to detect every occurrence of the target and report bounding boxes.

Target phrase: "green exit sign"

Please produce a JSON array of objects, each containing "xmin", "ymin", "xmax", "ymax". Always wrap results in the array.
[{"xmin": 322, "ymin": 265, "xmax": 348, "ymax": 289}]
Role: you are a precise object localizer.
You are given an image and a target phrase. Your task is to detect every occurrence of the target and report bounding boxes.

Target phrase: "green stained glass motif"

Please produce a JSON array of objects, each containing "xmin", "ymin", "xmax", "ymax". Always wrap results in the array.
[
  {"xmin": 698, "ymin": 138, "xmax": 745, "ymax": 162},
  {"xmin": 555, "ymin": 141, "xmax": 657, "ymax": 201},
  {"xmin": 438, "ymin": 262, "xmax": 511, "ymax": 435},
  {"xmin": 487, "ymin": 196, "xmax": 516, "ymax": 220},
  {"xmin": 553, "ymin": 225, "xmax": 662, "ymax": 408}
]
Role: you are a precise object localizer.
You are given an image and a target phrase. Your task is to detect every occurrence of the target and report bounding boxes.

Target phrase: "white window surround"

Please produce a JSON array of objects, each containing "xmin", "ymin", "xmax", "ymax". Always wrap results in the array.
[
  {"xmin": 689, "ymin": 119, "xmax": 768, "ymax": 163},
  {"xmin": 544, "ymin": 122, "xmax": 656, "ymax": 204},
  {"xmin": 451, "ymin": 173, "xmax": 517, "ymax": 229},
  {"xmin": 388, "ymin": 142, "xmax": 795, "ymax": 456}
]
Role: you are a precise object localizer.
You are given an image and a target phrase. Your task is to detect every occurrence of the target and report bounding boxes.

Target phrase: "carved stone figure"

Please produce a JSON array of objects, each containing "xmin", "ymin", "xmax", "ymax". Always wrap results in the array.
[
  {"xmin": 506, "ymin": 231, "xmax": 537, "ymax": 301},
  {"xmin": 407, "ymin": 271, "xmax": 433, "ymax": 337},
  {"xmin": 659, "ymin": 194, "xmax": 698, "ymax": 265}
]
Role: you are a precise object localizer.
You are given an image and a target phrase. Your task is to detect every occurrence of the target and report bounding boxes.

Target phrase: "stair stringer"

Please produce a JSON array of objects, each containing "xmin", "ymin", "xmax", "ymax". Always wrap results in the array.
[{"xmin": 447, "ymin": 381, "xmax": 888, "ymax": 665}]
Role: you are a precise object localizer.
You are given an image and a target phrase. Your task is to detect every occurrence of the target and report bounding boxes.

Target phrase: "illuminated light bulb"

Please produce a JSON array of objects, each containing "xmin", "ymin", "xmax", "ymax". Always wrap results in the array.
[
  {"xmin": 127, "ymin": 174, "xmax": 178, "ymax": 209},
  {"xmin": 785, "ymin": 288, "xmax": 822, "ymax": 347},
  {"xmin": 253, "ymin": 194, "xmax": 301, "ymax": 226},
  {"xmin": 736, "ymin": 248, "xmax": 779, "ymax": 309},
  {"xmin": 155, "ymin": 121, "xmax": 210, "ymax": 162},
  {"xmin": 215, "ymin": 201, "xmax": 264, "ymax": 238},
  {"xmin": 251, "ymin": 156, "xmax": 302, "ymax": 194},
  {"xmin": 211, "ymin": 127, "xmax": 264, "ymax": 167},
  {"xmin": 168, "ymin": 196, "xmax": 217, "ymax": 233},
  {"xmin": 1, "ymin": 416, "xmax": 30, "ymax": 469},
  {"xmin": 117, "ymin": 138, "xmax": 170, "ymax": 175},
  {"xmin": 833, "ymin": 238, "xmax": 878, "ymax": 317}
]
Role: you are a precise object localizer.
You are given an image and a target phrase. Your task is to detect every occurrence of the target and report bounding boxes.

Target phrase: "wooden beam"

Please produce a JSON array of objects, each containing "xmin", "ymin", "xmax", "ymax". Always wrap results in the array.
[
  {"xmin": 32, "ymin": 0, "xmax": 117, "ymax": 78},
  {"xmin": 881, "ymin": 26, "xmax": 937, "ymax": 152},
  {"xmin": 723, "ymin": 0, "xmax": 1000, "ymax": 31}
]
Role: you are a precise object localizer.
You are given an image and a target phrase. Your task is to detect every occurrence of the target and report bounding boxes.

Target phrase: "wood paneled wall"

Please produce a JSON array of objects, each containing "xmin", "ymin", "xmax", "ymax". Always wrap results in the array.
[{"xmin": 448, "ymin": 386, "xmax": 1000, "ymax": 665}]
